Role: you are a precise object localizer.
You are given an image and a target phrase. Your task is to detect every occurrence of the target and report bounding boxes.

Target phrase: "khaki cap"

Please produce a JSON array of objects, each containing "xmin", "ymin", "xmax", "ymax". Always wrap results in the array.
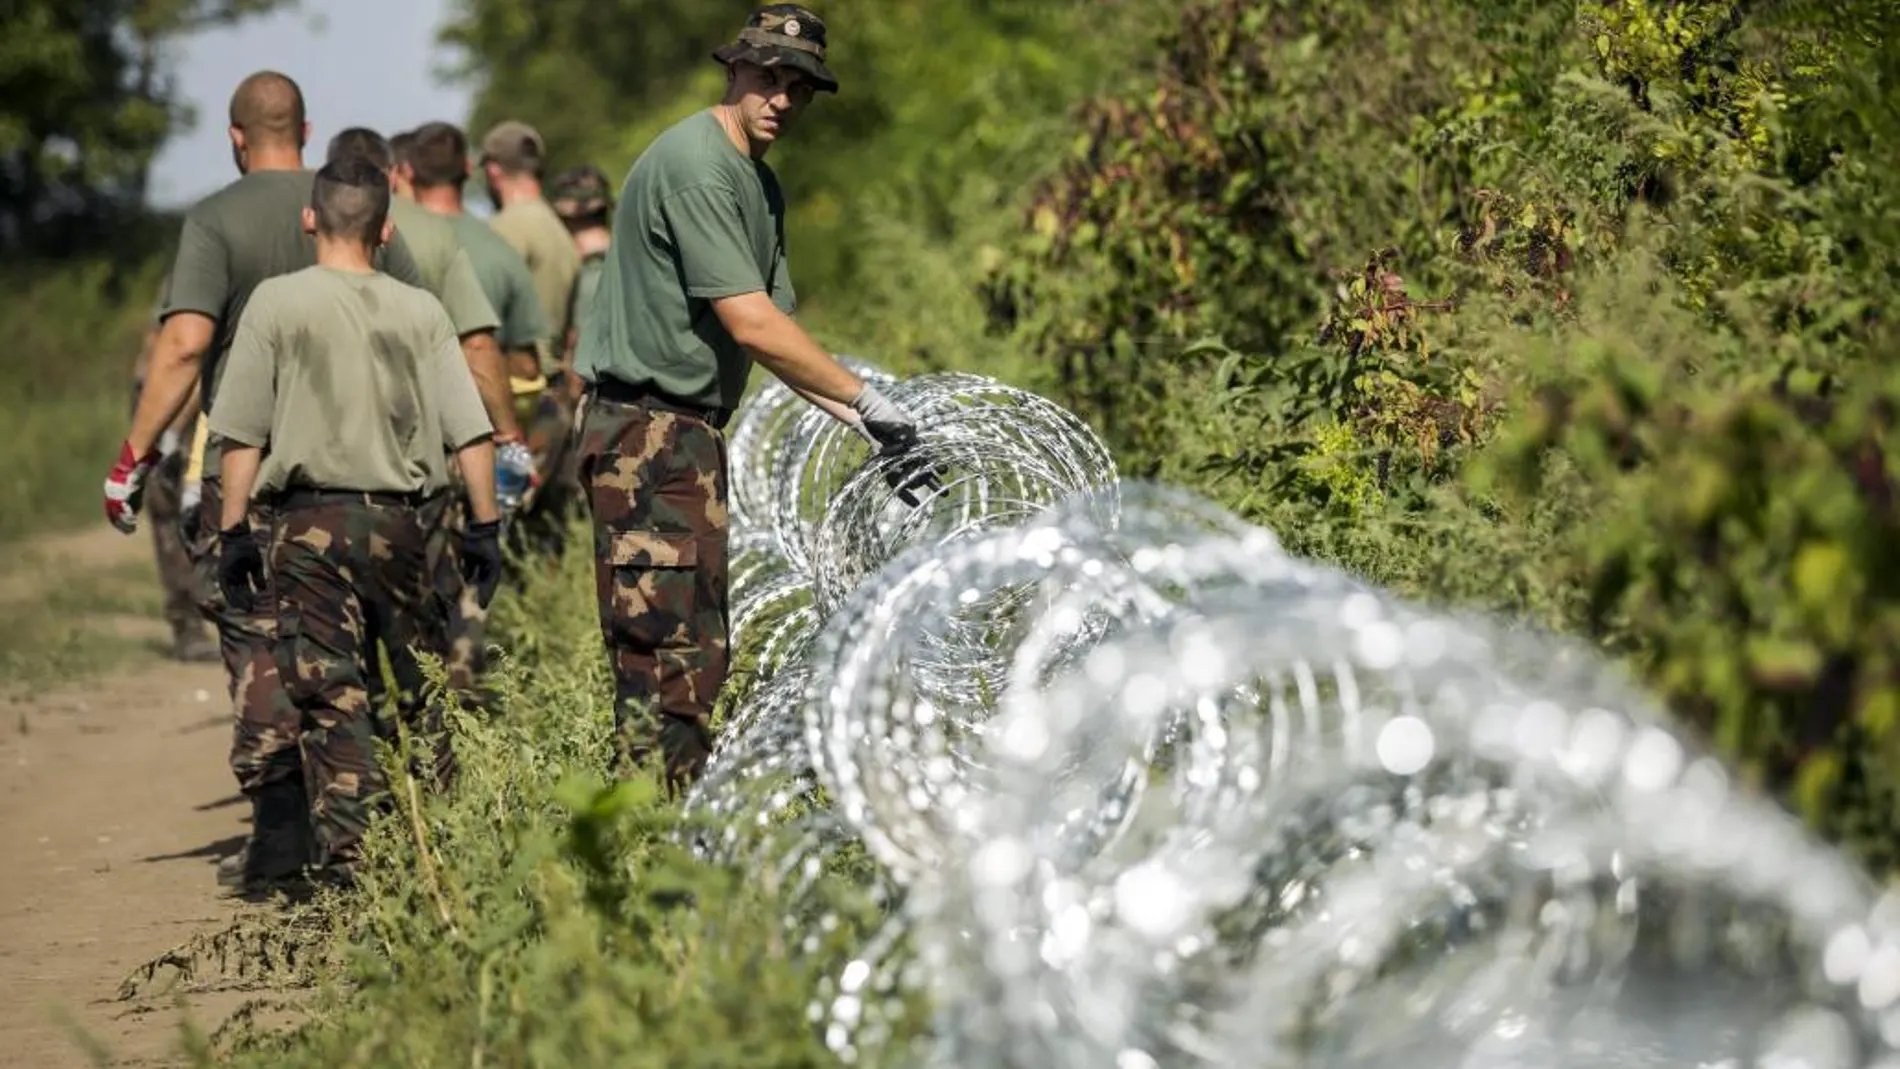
[{"xmin": 478, "ymin": 120, "xmax": 545, "ymax": 172}]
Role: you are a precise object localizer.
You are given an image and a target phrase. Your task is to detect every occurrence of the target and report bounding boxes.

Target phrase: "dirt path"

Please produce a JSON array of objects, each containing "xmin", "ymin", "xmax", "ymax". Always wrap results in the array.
[{"xmin": 0, "ymin": 526, "xmax": 260, "ymax": 1067}]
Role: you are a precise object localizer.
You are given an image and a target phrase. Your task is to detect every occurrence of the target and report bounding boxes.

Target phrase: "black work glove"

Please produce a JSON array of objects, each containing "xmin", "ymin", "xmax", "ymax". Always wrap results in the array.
[
  {"xmin": 217, "ymin": 521, "xmax": 267, "ymax": 614},
  {"xmin": 849, "ymin": 384, "xmax": 945, "ymax": 508},
  {"xmin": 460, "ymin": 519, "xmax": 504, "ymax": 608}
]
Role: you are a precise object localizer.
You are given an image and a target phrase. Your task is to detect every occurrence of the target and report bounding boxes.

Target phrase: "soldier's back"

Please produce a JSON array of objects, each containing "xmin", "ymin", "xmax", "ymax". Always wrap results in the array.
[
  {"xmin": 443, "ymin": 212, "xmax": 547, "ymax": 354},
  {"xmin": 492, "ymin": 198, "xmax": 581, "ymax": 339},
  {"xmin": 230, "ymin": 266, "xmax": 475, "ymax": 497},
  {"xmin": 162, "ymin": 170, "xmax": 318, "ymax": 397},
  {"xmin": 389, "ymin": 197, "xmax": 459, "ymax": 294},
  {"xmin": 390, "ymin": 198, "xmax": 498, "ymax": 337},
  {"xmin": 163, "ymin": 170, "xmax": 428, "ymax": 409}
]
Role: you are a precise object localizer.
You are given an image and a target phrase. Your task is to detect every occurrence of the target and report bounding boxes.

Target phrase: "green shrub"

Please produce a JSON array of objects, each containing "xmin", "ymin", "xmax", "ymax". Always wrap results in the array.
[{"xmin": 0, "ymin": 256, "xmax": 166, "ymax": 543}]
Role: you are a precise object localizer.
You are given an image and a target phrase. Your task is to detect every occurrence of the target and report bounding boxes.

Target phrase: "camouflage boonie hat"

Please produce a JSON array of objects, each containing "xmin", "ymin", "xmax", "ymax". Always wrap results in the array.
[
  {"xmin": 550, "ymin": 165, "xmax": 613, "ymax": 220},
  {"xmin": 711, "ymin": 5, "xmax": 838, "ymax": 94}
]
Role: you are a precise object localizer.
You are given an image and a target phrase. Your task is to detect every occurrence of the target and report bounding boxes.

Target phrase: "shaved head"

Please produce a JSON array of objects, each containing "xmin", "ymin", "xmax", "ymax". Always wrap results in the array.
[
  {"xmin": 310, "ymin": 158, "xmax": 391, "ymax": 245},
  {"xmin": 228, "ymin": 70, "xmax": 306, "ymax": 148}
]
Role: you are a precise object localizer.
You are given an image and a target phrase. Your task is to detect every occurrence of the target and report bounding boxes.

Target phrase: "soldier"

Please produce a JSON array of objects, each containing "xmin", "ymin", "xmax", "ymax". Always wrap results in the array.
[
  {"xmin": 395, "ymin": 121, "xmax": 550, "ymax": 696},
  {"xmin": 537, "ymin": 164, "xmax": 617, "ymax": 552},
  {"xmin": 325, "ymin": 126, "xmax": 513, "ymax": 739},
  {"xmin": 549, "ymin": 165, "xmax": 614, "ymax": 378},
  {"xmin": 478, "ymin": 121, "xmax": 585, "ymax": 562},
  {"xmin": 130, "ymin": 289, "xmax": 218, "ymax": 663},
  {"xmin": 388, "ymin": 126, "xmax": 539, "ymax": 515},
  {"xmin": 573, "ymin": 5, "xmax": 929, "ymax": 789},
  {"xmin": 478, "ymin": 121, "xmax": 581, "ymax": 370},
  {"xmin": 208, "ymin": 157, "xmax": 502, "ymax": 886},
  {"xmin": 100, "ymin": 70, "xmax": 429, "ymax": 893},
  {"xmin": 326, "ymin": 128, "xmax": 518, "ymax": 457}
]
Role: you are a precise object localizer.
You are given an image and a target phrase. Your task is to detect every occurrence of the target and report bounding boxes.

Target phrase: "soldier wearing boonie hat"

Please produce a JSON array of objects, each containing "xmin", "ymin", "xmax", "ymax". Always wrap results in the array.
[
  {"xmin": 572, "ymin": 4, "xmax": 934, "ymax": 789},
  {"xmin": 550, "ymin": 165, "xmax": 614, "ymax": 363}
]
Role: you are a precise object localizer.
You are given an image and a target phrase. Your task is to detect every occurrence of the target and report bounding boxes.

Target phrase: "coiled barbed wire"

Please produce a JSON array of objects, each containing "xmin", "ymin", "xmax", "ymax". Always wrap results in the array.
[{"xmin": 684, "ymin": 364, "xmax": 1900, "ymax": 1069}]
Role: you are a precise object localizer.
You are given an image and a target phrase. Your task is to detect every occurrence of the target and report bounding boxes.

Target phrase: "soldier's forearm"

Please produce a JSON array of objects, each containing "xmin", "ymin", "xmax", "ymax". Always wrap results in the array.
[
  {"xmin": 716, "ymin": 293, "xmax": 862, "ymax": 405},
  {"xmin": 218, "ymin": 445, "xmax": 263, "ymax": 529},
  {"xmin": 790, "ymin": 383, "xmax": 859, "ymax": 426},
  {"xmin": 460, "ymin": 332, "xmax": 522, "ymax": 439},
  {"xmin": 456, "ymin": 441, "xmax": 501, "ymax": 524},
  {"xmin": 128, "ymin": 348, "xmax": 203, "ymax": 455}
]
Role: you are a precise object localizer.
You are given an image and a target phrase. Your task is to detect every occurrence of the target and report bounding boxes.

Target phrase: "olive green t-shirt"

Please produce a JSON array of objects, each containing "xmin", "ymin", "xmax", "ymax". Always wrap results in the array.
[
  {"xmin": 565, "ymin": 250, "xmax": 607, "ymax": 359},
  {"xmin": 576, "ymin": 110, "xmax": 796, "ymax": 411},
  {"xmin": 207, "ymin": 266, "xmax": 494, "ymax": 497},
  {"xmin": 389, "ymin": 197, "xmax": 499, "ymax": 338},
  {"xmin": 159, "ymin": 169, "xmax": 427, "ymax": 412},
  {"xmin": 438, "ymin": 210, "xmax": 550, "ymax": 365},
  {"xmin": 491, "ymin": 197, "xmax": 581, "ymax": 347}
]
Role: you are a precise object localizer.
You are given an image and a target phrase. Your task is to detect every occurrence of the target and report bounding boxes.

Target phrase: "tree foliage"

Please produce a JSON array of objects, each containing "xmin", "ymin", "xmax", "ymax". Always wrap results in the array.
[
  {"xmin": 0, "ymin": 0, "xmax": 290, "ymax": 255},
  {"xmin": 438, "ymin": 0, "xmax": 1152, "ymax": 301}
]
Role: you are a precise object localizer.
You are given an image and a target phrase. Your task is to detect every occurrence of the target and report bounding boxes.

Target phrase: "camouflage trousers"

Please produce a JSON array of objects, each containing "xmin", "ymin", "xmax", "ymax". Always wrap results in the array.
[
  {"xmin": 575, "ymin": 396, "xmax": 731, "ymax": 789},
  {"xmin": 191, "ymin": 478, "xmax": 300, "ymax": 793},
  {"xmin": 146, "ymin": 445, "xmax": 202, "ymax": 641},
  {"xmin": 272, "ymin": 496, "xmax": 447, "ymax": 870}
]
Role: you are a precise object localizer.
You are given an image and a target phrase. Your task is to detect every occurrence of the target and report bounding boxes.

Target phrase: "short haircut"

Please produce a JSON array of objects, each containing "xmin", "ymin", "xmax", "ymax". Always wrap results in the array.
[
  {"xmin": 406, "ymin": 121, "xmax": 469, "ymax": 190},
  {"xmin": 310, "ymin": 158, "xmax": 391, "ymax": 244},
  {"xmin": 389, "ymin": 130, "xmax": 418, "ymax": 169},
  {"xmin": 326, "ymin": 127, "xmax": 392, "ymax": 171},
  {"xmin": 228, "ymin": 71, "xmax": 306, "ymax": 147}
]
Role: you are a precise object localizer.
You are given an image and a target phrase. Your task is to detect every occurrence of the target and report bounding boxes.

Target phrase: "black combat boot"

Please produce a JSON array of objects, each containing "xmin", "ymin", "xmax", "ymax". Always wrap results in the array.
[{"xmin": 216, "ymin": 778, "xmax": 314, "ymax": 893}]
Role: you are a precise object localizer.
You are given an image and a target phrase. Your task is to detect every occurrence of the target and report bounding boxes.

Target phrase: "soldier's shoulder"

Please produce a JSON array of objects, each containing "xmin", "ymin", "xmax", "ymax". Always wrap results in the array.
[
  {"xmin": 638, "ymin": 112, "xmax": 734, "ymax": 181},
  {"xmin": 379, "ymin": 272, "xmax": 453, "ymax": 321},
  {"xmin": 248, "ymin": 268, "xmax": 304, "ymax": 301},
  {"xmin": 187, "ymin": 169, "xmax": 314, "ymax": 221},
  {"xmin": 391, "ymin": 197, "xmax": 451, "ymax": 236},
  {"xmin": 237, "ymin": 269, "xmax": 310, "ymax": 325},
  {"xmin": 447, "ymin": 211, "xmax": 501, "ymax": 247}
]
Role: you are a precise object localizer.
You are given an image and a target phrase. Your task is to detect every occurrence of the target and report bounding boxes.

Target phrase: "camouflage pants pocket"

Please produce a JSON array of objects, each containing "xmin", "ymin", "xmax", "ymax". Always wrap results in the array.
[
  {"xmin": 273, "ymin": 604, "xmax": 324, "ymax": 710},
  {"xmin": 605, "ymin": 530, "xmax": 699, "ymax": 653}
]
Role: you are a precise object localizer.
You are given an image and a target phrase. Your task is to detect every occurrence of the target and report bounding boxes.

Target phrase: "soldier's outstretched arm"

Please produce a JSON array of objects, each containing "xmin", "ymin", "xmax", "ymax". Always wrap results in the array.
[
  {"xmin": 713, "ymin": 291, "xmax": 862, "ymax": 405},
  {"xmin": 714, "ymin": 292, "xmax": 926, "ymax": 456}
]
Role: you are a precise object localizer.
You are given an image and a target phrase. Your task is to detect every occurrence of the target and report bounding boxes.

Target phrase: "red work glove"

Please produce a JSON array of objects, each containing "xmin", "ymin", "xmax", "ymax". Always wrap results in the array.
[{"xmin": 103, "ymin": 440, "xmax": 161, "ymax": 534}]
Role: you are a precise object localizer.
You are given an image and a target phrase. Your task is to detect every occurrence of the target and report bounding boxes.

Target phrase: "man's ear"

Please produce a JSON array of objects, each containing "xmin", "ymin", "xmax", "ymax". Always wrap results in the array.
[
  {"xmin": 299, "ymin": 121, "xmax": 313, "ymax": 148},
  {"xmin": 300, "ymin": 206, "xmax": 317, "ymax": 236},
  {"xmin": 378, "ymin": 217, "xmax": 395, "ymax": 247},
  {"xmin": 229, "ymin": 126, "xmax": 247, "ymax": 152}
]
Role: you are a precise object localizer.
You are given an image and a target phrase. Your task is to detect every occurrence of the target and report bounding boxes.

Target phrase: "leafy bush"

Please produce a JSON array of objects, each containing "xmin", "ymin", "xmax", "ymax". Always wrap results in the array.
[{"xmin": 979, "ymin": 0, "xmax": 1900, "ymax": 864}]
